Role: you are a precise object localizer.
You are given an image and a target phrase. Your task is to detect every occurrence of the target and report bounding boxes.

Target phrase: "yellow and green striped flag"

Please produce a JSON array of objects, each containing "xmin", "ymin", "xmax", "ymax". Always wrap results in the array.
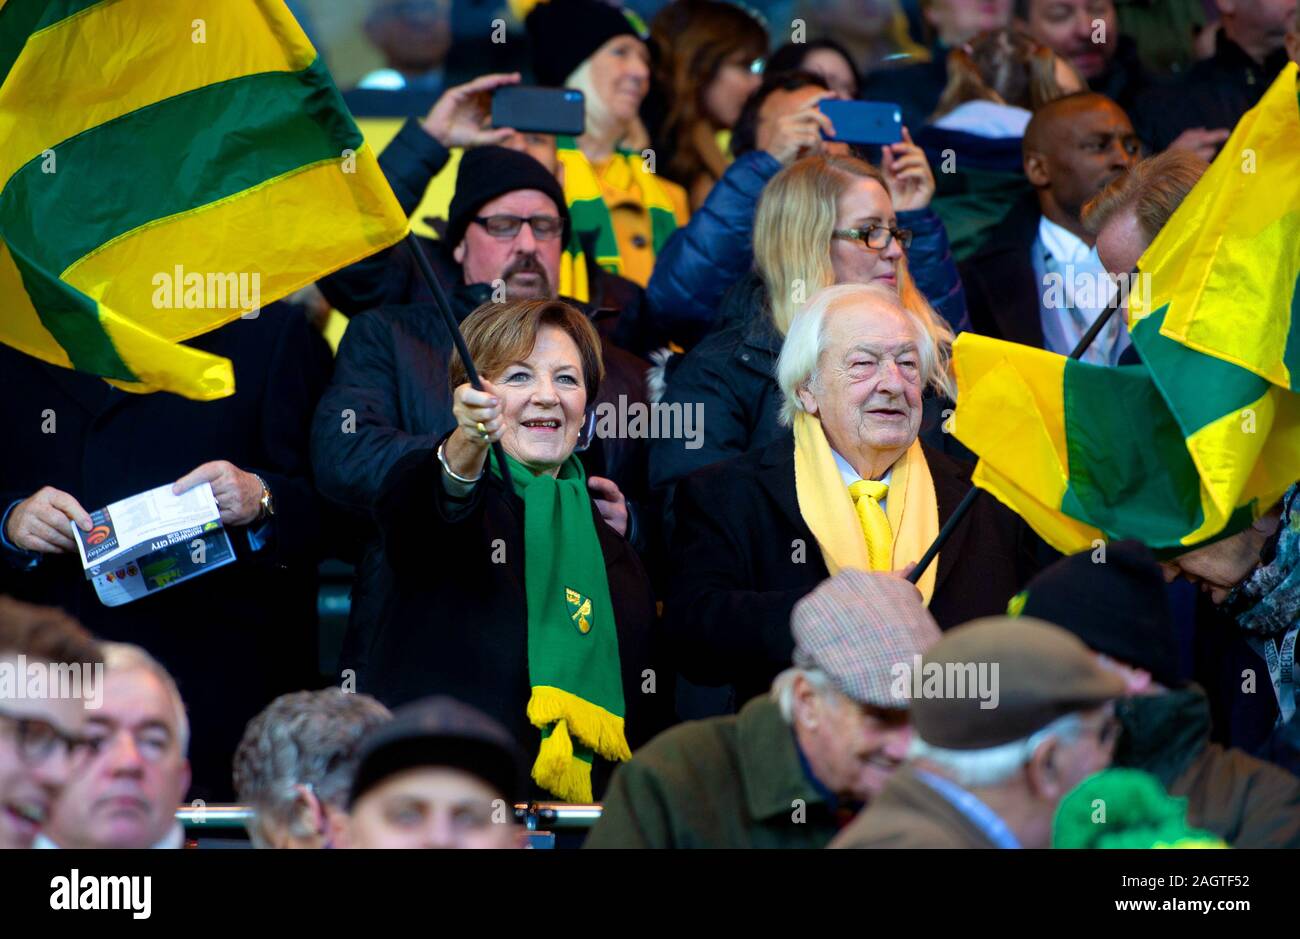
[
  {"xmin": 0, "ymin": 0, "xmax": 408, "ymax": 400},
  {"xmin": 951, "ymin": 64, "xmax": 1300, "ymax": 555}
]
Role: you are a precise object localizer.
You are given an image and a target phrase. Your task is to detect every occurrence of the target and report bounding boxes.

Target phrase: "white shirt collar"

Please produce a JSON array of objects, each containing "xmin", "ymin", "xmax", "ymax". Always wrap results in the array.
[
  {"xmin": 33, "ymin": 822, "xmax": 185, "ymax": 850},
  {"xmin": 1037, "ymin": 215, "xmax": 1092, "ymax": 265},
  {"xmin": 832, "ymin": 448, "xmax": 893, "ymax": 491}
]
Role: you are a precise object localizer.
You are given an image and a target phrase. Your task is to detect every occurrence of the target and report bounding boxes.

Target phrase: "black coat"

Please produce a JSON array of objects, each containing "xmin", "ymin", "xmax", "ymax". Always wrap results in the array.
[
  {"xmin": 960, "ymin": 191, "xmax": 1045, "ymax": 350},
  {"xmin": 1133, "ymin": 33, "xmax": 1289, "ymax": 154},
  {"xmin": 372, "ymin": 441, "xmax": 669, "ymax": 795},
  {"xmin": 0, "ymin": 307, "xmax": 332, "ymax": 800},
  {"xmin": 664, "ymin": 432, "xmax": 1048, "ymax": 705},
  {"xmin": 309, "ymin": 286, "xmax": 654, "ymax": 680}
]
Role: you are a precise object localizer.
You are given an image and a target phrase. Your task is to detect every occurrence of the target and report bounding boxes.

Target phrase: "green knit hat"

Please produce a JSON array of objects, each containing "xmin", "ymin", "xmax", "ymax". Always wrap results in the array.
[{"xmin": 1052, "ymin": 768, "xmax": 1227, "ymax": 849}]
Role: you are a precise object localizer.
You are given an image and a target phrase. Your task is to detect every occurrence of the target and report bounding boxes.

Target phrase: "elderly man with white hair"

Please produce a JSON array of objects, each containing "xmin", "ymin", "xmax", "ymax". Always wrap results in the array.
[
  {"xmin": 585, "ymin": 570, "xmax": 943, "ymax": 848},
  {"xmin": 665, "ymin": 282, "xmax": 1046, "ymax": 707},
  {"xmin": 37, "ymin": 643, "xmax": 192, "ymax": 849}
]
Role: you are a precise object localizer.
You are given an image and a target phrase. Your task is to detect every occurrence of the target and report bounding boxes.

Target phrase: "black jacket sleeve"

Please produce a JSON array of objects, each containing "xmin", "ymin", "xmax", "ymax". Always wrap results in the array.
[{"xmin": 310, "ymin": 311, "xmax": 441, "ymax": 514}]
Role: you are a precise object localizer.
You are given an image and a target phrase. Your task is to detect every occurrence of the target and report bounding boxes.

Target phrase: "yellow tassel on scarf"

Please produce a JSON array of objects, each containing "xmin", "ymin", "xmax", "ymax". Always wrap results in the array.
[{"xmin": 528, "ymin": 685, "xmax": 631, "ymax": 802}]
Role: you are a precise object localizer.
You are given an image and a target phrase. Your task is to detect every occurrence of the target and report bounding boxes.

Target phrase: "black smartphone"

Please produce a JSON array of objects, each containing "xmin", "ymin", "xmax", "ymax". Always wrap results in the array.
[
  {"xmin": 491, "ymin": 86, "xmax": 586, "ymax": 137},
  {"xmin": 819, "ymin": 100, "xmax": 904, "ymax": 145}
]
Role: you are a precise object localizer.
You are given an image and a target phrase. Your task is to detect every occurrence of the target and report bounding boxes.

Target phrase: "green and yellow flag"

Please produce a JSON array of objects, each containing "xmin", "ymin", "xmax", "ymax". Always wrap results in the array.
[
  {"xmin": 0, "ymin": 0, "xmax": 408, "ymax": 400},
  {"xmin": 952, "ymin": 64, "xmax": 1300, "ymax": 555}
]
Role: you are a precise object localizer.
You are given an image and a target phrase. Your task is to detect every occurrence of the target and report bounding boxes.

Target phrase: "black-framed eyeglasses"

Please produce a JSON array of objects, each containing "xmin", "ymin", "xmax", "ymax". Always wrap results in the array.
[
  {"xmin": 473, "ymin": 214, "xmax": 564, "ymax": 240},
  {"xmin": 0, "ymin": 706, "xmax": 87, "ymax": 766},
  {"xmin": 832, "ymin": 224, "xmax": 913, "ymax": 251}
]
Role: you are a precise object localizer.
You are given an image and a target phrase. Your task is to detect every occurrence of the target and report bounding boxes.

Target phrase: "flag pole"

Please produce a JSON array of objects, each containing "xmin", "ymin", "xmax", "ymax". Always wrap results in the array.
[
  {"xmin": 906, "ymin": 295, "xmax": 1124, "ymax": 584},
  {"xmin": 404, "ymin": 234, "xmax": 516, "ymax": 499}
]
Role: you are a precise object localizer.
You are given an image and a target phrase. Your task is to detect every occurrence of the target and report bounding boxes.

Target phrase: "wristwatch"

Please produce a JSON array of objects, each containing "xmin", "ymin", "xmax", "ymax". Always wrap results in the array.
[{"xmin": 253, "ymin": 473, "xmax": 274, "ymax": 521}]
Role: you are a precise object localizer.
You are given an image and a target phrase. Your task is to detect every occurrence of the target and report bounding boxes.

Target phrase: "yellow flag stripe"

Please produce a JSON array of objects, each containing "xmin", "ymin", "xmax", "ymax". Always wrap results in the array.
[
  {"xmin": 63, "ymin": 148, "xmax": 408, "ymax": 342},
  {"xmin": 0, "ymin": 0, "xmax": 315, "ymax": 192}
]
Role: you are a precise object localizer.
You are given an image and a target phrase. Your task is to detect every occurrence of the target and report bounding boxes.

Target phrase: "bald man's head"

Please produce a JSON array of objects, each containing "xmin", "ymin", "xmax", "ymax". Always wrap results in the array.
[{"xmin": 1023, "ymin": 93, "xmax": 1140, "ymax": 239}]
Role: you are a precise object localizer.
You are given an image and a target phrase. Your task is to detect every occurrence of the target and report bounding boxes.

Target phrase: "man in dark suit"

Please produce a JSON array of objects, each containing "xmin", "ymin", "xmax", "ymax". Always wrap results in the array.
[
  {"xmin": 665, "ymin": 283, "xmax": 1048, "ymax": 707},
  {"xmin": 960, "ymin": 92, "xmax": 1139, "ymax": 362},
  {"xmin": 0, "ymin": 306, "xmax": 331, "ymax": 801}
]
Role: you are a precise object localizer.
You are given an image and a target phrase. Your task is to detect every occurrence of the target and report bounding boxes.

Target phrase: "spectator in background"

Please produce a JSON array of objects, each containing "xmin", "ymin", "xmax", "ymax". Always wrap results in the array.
[
  {"xmin": 1016, "ymin": 541, "xmax": 1300, "ymax": 848},
  {"xmin": 650, "ymin": 152, "xmax": 967, "ymax": 514},
  {"xmin": 646, "ymin": 70, "xmax": 840, "ymax": 343},
  {"xmin": 0, "ymin": 598, "xmax": 100, "ymax": 849},
  {"xmin": 370, "ymin": 299, "xmax": 667, "ymax": 801},
  {"xmin": 665, "ymin": 284, "xmax": 1042, "ymax": 707},
  {"xmin": 831, "ymin": 617, "xmax": 1125, "ymax": 848},
  {"xmin": 766, "ymin": 38, "xmax": 862, "ymax": 99},
  {"xmin": 1133, "ymin": 0, "xmax": 1293, "ymax": 154},
  {"xmin": 233, "ymin": 689, "xmax": 392, "ymax": 850},
  {"xmin": 39, "ymin": 644, "xmax": 191, "ymax": 850},
  {"xmin": 649, "ymin": 0, "xmax": 768, "ymax": 210},
  {"xmin": 348, "ymin": 697, "xmax": 526, "ymax": 849},
  {"xmin": 860, "ymin": 0, "xmax": 1015, "ymax": 130},
  {"xmin": 1016, "ymin": 0, "xmax": 1157, "ymax": 116},
  {"xmin": 586, "ymin": 571, "xmax": 942, "ymax": 848},
  {"xmin": 960, "ymin": 92, "xmax": 1139, "ymax": 362},
  {"xmin": 918, "ymin": 27, "xmax": 1085, "ymax": 260},
  {"xmin": 526, "ymin": 0, "xmax": 690, "ymax": 287},
  {"xmin": 357, "ymin": 0, "xmax": 451, "ymax": 91}
]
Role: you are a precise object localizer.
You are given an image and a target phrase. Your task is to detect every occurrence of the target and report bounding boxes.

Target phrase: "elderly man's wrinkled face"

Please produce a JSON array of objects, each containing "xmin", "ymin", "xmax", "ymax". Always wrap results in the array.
[
  {"xmin": 349, "ymin": 767, "xmax": 522, "ymax": 849},
  {"xmin": 45, "ymin": 668, "xmax": 189, "ymax": 848},
  {"xmin": 799, "ymin": 301, "xmax": 923, "ymax": 464},
  {"xmin": 796, "ymin": 682, "xmax": 912, "ymax": 803},
  {"xmin": 1038, "ymin": 703, "xmax": 1120, "ymax": 799},
  {"xmin": 0, "ymin": 662, "xmax": 87, "ymax": 849},
  {"xmin": 1159, "ymin": 516, "xmax": 1278, "ymax": 604},
  {"xmin": 455, "ymin": 189, "xmax": 563, "ymax": 301},
  {"xmin": 493, "ymin": 323, "xmax": 587, "ymax": 474}
]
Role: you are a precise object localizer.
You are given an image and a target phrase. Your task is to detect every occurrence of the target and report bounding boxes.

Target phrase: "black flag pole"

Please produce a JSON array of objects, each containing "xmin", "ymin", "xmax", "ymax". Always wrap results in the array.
[
  {"xmin": 404, "ymin": 233, "xmax": 516, "ymax": 499},
  {"xmin": 906, "ymin": 287, "xmax": 1126, "ymax": 584}
]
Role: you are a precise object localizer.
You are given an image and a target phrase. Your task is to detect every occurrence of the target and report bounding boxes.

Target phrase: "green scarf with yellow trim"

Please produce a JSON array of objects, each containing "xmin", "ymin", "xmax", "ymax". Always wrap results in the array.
[
  {"xmin": 556, "ymin": 136, "xmax": 678, "ymax": 284},
  {"xmin": 496, "ymin": 452, "xmax": 629, "ymax": 801}
]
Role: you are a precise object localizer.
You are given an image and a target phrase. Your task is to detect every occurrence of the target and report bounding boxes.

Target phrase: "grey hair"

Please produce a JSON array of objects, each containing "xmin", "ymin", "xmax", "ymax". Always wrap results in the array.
[
  {"xmin": 907, "ymin": 712, "xmax": 1084, "ymax": 788},
  {"xmin": 769, "ymin": 667, "xmax": 842, "ymax": 724},
  {"xmin": 775, "ymin": 282, "xmax": 956, "ymax": 426},
  {"xmin": 100, "ymin": 642, "xmax": 190, "ymax": 758},
  {"xmin": 232, "ymin": 689, "xmax": 392, "ymax": 848}
]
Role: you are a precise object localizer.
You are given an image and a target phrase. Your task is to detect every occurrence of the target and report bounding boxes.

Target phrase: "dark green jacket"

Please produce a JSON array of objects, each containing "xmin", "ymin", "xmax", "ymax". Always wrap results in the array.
[
  {"xmin": 583, "ymin": 697, "xmax": 842, "ymax": 848},
  {"xmin": 1117, "ymin": 686, "xmax": 1300, "ymax": 848}
]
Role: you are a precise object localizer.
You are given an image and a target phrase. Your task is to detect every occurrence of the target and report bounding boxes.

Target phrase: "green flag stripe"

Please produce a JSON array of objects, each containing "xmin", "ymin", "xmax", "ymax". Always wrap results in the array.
[
  {"xmin": 0, "ymin": 0, "xmax": 109, "ymax": 92},
  {"xmin": 1284, "ymin": 269, "xmax": 1300, "ymax": 392},
  {"xmin": 8, "ymin": 241, "xmax": 136, "ymax": 381},
  {"xmin": 0, "ymin": 57, "xmax": 359, "ymax": 278},
  {"xmin": 1130, "ymin": 305, "xmax": 1270, "ymax": 436},
  {"xmin": 1060, "ymin": 359, "xmax": 1204, "ymax": 546}
]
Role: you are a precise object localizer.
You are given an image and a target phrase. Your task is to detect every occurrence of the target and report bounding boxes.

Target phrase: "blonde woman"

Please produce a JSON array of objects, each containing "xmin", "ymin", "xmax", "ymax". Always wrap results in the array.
[
  {"xmin": 525, "ymin": 0, "xmax": 690, "ymax": 289},
  {"xmin": 649, "ymin": 153, "xmax": 969, "ymax": 508}
]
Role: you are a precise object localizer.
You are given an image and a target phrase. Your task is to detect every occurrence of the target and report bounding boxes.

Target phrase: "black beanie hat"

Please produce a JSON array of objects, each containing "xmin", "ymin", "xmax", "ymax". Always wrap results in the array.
[
  {"xmin": 525, "ymin": 0, "xmax": 644, "ymax": 88},
  {"xmin": 1015, "ymin": 540, "xmax": 1182, "ymax": 688},
  {"xmin": 444, "ymin": 145, "xmax": 569, "ymax": 250}
]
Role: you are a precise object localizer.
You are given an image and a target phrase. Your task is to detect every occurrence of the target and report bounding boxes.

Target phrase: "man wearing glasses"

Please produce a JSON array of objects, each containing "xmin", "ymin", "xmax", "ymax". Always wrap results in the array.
[{"xmin": 0, "ymin": 597, "xmax": 101, "ymax": 849}]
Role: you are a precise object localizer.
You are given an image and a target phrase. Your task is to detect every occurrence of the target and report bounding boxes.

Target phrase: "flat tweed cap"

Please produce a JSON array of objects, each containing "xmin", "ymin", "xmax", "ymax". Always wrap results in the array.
[
  {"xmin": 912, "ymin": 616, "xmax": 1127, "ymax": 750},
  {"xmin": 791, "ymin": 570, "xmax": 942, "ymax": 708}
]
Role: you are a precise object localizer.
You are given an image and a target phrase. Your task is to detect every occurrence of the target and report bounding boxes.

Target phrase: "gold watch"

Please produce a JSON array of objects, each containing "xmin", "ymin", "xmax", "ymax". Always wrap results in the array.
[{"xmin": 253, "ymin": 474, "xmax": 273, "ymax": 521}]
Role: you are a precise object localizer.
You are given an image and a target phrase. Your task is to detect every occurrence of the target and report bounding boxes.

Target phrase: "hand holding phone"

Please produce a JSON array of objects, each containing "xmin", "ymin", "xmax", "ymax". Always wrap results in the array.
[
  {"xmin": 492, "ymin": 85, "xmax": 586, "ymax": 137},
  {"xmin": 422, "ymin": 72, "xmax": 522, "ymax": 149}
]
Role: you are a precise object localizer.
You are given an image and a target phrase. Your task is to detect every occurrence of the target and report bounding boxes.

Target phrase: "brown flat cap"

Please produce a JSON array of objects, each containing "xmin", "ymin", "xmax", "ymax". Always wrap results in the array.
[
  {"xmin": 791, "ymin": 570, "xmax": 942, "ymax": 709},
  {"xmin": 910, "ymin": 616, "xmax": 1126, "ymax": 749}
]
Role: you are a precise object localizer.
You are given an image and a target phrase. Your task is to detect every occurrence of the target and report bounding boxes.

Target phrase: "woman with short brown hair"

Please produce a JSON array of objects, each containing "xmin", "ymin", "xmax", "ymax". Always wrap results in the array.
[{"xmin": 373, "ymin": 298, "xmax": 663, "ymax": 803}]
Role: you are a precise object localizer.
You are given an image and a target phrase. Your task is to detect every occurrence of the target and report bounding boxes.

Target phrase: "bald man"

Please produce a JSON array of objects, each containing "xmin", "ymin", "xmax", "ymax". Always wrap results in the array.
[{"xmin": 959, "ymin": 93, "xmax": 1140, "ymax": 364}]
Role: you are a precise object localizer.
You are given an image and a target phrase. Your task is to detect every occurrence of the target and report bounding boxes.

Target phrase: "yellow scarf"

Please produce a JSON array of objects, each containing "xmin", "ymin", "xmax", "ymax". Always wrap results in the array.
[{"xmin": 793, "ymin": 411, "xmax": 940, "ymax": 604}]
